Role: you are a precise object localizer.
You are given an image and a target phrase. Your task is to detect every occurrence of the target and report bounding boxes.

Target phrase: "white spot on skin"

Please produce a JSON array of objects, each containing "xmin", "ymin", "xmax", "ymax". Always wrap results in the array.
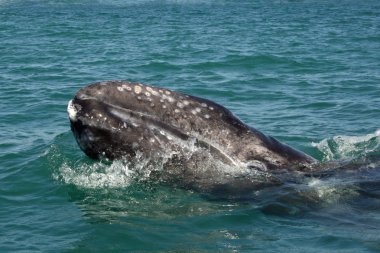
[
  {"xmin": 117, "ymin": 87, "xmax": 123, "ymax": 91},
  {"xmin": 137, "ymin": 96, "xmax": 142, "ymax": 100},
  {"xmin": 126, "ymin": 86, "xmax": 132, "ymax": 91},
  {"xmin": 195, "ymin": 107, "xmax": 201, "ymax": 113},
  {"xmin": 204, "ymin": 114, "xmax": 210, "ymax": 119},
  {"xmin": 134, "ymin": 85, "xmax": 142, "ymax": 94},
  {"xmin": 209, "ymin": 106, "xmax": 214, "ymax": 110},
  {"xmin": 145, "ymin": 92, "xmax": 151, "ymax": 97},
  {"xmin": 162, "ymin": 105, "xmax": 167, "ymax": 109},
  {"xmin": 165, "ymin": 90, "xmax": 171, "ymax": 95},
  {"xmin": 201, "ymin": 103, "xmax": 207, "ymax": 107},
  {"xmin": 150, "ymin": 103, "xmax": 155, "ymax": 107},
  {"xmin": 159, "ymin": 90, "xmax": 163, "ymax": 93},
  {"xmin": 132, "ymin": 142, "xmax": 139, "ymax": 149},
  {"xmin": 191, "ymin": 109, "xmax": 197, "ymax": 115},
  {"xmin": 147, "ymin": 87, "xmax": 159, "ymax": 96},
  {"xmin": 98, "ymin": 113, "xmax": 103, "ymax": 117},
  {"xmin": 174, "ymin": 109, "xmax": 180, "ymax": 113},
  {"xmin": 177, "ymin": 102, "xmax": 184, "ymax": 108},
  {"xmin": 183, "ymin": 100, "xmax": 190, "ymax": 106},
  {"xmin": 162, "ymin": 94, "xmax": 175, "ymax": 103}
]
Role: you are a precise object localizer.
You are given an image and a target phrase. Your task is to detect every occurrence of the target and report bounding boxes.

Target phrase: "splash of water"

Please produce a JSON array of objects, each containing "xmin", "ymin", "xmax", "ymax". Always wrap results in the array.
[
  {"xmin": 54, "ymin": 161, "xmax": 134, "ymax": 189},
  {"xmin": 312, "ymin": 129, "xmax": 380, "ymax": 161}
]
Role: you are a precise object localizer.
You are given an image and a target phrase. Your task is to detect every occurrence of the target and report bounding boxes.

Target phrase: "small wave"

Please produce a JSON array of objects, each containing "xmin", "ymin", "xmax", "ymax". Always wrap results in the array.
[
  {"xmin": 137, "ymin": 60, "xmax": 181, "ymax": 72},
  {"xmin": 312, "ymin": 130, "xmax": 380, "ymax": 161},
  {"xmin": 188, "ymin": 54, "xmax": 300, "ymax": 72},
  {"xmin": 305, "ymin": 177, "xmax": 359, "ymax": 204}
]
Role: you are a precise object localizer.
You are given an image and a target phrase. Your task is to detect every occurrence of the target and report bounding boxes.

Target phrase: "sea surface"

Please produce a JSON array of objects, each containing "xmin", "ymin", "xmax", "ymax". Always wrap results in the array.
[{"xmin": 1, "ymin": 0, "xmax": 380, "ymax": 252}]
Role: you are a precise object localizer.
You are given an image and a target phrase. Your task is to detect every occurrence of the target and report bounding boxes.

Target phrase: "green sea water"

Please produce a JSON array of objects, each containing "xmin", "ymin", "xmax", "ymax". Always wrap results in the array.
[{"xmin": 1, "ymin": 0, "xmax": 380, "ymax": 252}]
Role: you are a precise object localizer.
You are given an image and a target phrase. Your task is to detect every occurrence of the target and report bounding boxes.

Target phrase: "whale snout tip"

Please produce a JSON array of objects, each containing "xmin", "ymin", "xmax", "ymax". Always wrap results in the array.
[{"xmin": 67, "ymin": 99, "xmax": 78, "ymax": 122}]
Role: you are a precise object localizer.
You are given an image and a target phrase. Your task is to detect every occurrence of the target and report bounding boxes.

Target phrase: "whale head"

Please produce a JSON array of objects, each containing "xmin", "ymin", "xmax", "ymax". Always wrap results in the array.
[{"xmin": 68, "ymin": 81, "xmax": 316, "ymax": 190}]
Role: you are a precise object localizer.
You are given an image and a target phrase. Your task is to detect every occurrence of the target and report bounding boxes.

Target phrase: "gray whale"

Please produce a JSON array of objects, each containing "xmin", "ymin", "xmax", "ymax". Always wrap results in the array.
[{"xmin": 68, "ymin": 81, "xmax": 317, "ymax": 194}]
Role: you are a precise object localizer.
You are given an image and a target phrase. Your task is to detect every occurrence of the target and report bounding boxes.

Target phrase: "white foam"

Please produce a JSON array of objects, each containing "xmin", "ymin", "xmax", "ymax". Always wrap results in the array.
[
  {"xmin": 55, "ymin": 161, "xmax": 135, "ymax": 189},
  {"xmin": 312, "ymin": 129, "xmax": 380, "ymax": 161}
]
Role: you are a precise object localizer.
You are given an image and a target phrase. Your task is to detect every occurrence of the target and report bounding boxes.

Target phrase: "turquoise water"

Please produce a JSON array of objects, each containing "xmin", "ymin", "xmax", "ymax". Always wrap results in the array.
[{"xmin": 1, "ymin": 0, "xmax": 380, "ymax": 252}]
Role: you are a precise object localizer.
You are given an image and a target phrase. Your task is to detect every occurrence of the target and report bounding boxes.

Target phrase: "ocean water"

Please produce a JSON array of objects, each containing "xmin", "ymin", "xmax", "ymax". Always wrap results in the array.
[{"xmin": 1, "ymin": 0, "xmax": 380, "ymax": 252}]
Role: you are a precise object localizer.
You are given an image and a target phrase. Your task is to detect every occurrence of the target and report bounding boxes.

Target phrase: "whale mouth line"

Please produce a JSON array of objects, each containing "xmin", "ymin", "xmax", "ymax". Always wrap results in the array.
[
  {"xmin": 71, "ymin": 96, "xmax": 241, "ymax": 167},
  {"xmin": 74, "ymin": 95, "xmax": 161, "ymax": 121},
  {"xmin": 107, "ymin": 104, "xmax": 240, "ymax": 167}
]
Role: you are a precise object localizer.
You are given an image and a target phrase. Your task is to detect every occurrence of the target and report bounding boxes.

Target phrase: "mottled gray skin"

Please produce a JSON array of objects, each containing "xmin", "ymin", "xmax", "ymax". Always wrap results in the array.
[{"xmin": 68, "ymin": 81, "xmax": 316, "ymax": 193}]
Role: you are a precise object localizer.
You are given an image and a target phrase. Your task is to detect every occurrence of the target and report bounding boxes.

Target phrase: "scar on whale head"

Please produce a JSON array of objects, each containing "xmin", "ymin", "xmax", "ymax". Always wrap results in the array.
[{"xmin": 68, "ymin": 80, "xmax": 317, "ymax": 194}]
